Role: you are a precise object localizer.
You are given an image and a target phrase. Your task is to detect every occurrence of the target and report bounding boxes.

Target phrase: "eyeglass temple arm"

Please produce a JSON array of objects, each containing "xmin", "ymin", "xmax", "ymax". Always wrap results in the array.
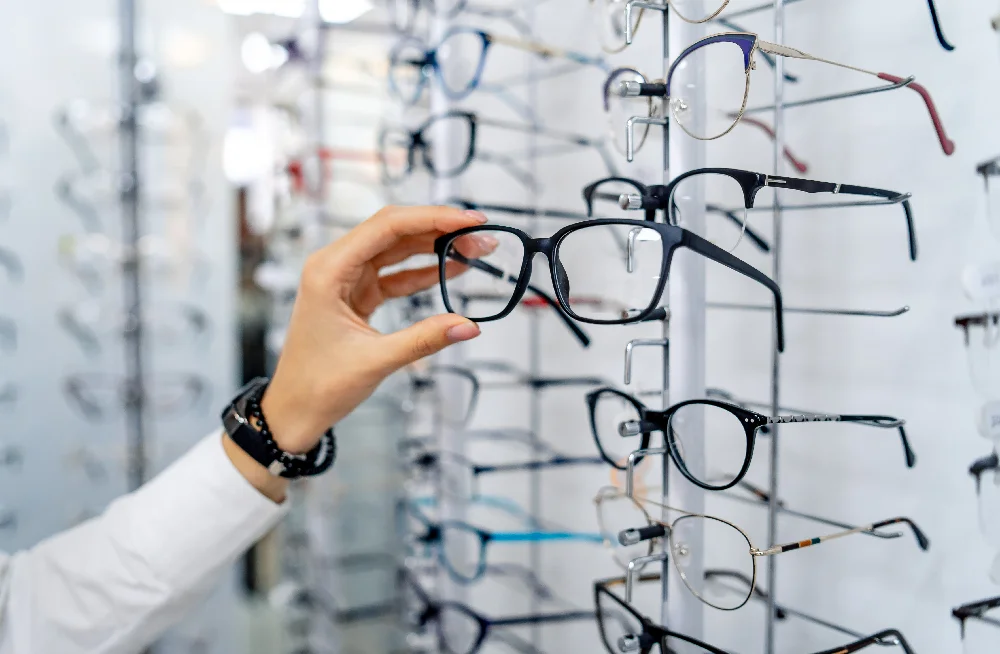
[
  {"xmin": 755, "ymin": 40, "xmax": 955, "ymax": 155},
  {"xmin": 486, "ymin": 33, "xmax": 605, "ymax": 68},
  {"xmin": 55, "ymin": 174, "xmax": 102, "ymax": 232},
  {"xmin": 448, "ymin": 198, "xmax": 589, "ymax": 221},
  {"xmin": 53, "ymin": 109, "xmax": 101, "ymax": 171},
  {"xmin": 474, "ymin": 151, "xmax": 539, "ymax": 190},
  {"xmin": 765, "ymin": 177, "xmax": 916, "ymax": 261},
  {"xmin": 757, "ymin": 516, "xmax": 929, "ymax": 557},
  {"xmin": 58, "ymin": 309, "xmax": 101, "ymax": 354},
  {"xmin": 680, "ymin": 229, "xmax": 784, "ymax": 351},
  {"xmin": 734, "ymin": 116, "xmax": 808, "ymax": 172},
  {"xmin": 925, "ymin": 0, "xmax": 955, "ymax": 51},
  {"xmin": 478, "ymin": 457, "xmax": 606, "ymax": 476},
  {"xmin": 766, "ymin": 413, "xmax": 914, "ymax": 469},
  {"xmin": 445, "ymin": 253, "xmax": 591, "ymax": 347},
  {"xmin": 812, "ymin": 629, "xmax": 912, "ymax": 654}
]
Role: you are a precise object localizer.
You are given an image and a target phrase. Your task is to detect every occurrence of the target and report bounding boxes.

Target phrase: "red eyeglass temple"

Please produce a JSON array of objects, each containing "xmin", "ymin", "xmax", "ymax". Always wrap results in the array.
[{"xmin": 878, "ymin": 73, "xmax": 956, "ymax": 156}]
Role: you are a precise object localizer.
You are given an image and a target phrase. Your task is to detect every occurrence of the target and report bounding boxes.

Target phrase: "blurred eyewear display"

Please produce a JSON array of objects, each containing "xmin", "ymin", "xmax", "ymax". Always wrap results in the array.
[
  {"xmin": 953, "ymin": 596, "xmax": 1000, "ymax": 654},
  {"xmin": 379, "ymin": 110, "xmax": 613, "ymax": 189},
  {"xmin": 63, "ymin": 372, "xmax": 209, "ymax": 421}
]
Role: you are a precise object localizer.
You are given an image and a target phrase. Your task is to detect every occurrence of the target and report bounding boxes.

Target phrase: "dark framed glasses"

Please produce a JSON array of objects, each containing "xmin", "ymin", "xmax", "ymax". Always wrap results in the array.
[
  {"xmin": 953, "ymin": 596, "xmax": 1000, "ymax": 652},
  {"xmin": 969, "ymin": 449, "xmax": 1000, "ymax": 584},
  {"xmin": 586, "ymin": 387, "xmax": 912, "ymax": 488},
  {"xmin": 401, "ymin": 568, "xmax": 594, "ymax": 654},
  {"xmin": 594, "ymin": 574, "xmax": 729, "ymax": 654},
  {"xmin": 955, "ymin": 312, "xmax": 1000, "ymax": 398},
  {"xmin": 585, "ymin": 168, "xmax": 916, "ymax": 259},
  {"xmin": 388, "ymin": 26, "xmax": 603, "ymax": 106},
  {"xmin": 434, "ymin": 219, "xmax": 785, "ymax": 349},
  {"xmin": 379, "ymin": 110, "xmax": 608, "ymax": 187}
]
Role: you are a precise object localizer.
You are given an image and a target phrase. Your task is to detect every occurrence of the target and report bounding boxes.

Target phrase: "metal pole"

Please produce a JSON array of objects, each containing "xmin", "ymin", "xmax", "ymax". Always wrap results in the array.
[
  {"xmin": 765, "ymin": 0, "xmax": 786, "ymax": 652},
  {"xmin": 665, "ymin": 3, "xmax": 707, "ymax": 638},
  {"xmin": 118, "ymin": 0, "xmax": 146, "ymax": 493}
]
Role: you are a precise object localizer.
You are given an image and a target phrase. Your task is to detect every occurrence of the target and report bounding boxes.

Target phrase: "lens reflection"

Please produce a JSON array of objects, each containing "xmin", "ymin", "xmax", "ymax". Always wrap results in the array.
[
  {"xmin": 442, "ymin": 228, "xmax": 524, "ymax": 321},
  {"xmin": 670, "ymin": 40, "xmax": 749, "ymax": 140},
  {"xmin": 557, "ymin": 222, "xmax": 664, "ymax": 322}
]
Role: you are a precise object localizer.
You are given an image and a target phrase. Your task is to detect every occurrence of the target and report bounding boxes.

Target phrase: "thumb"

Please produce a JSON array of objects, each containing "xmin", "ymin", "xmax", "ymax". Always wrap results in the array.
[{"xmin": 377, "ymin": 314, "xmax": 481, "ymax": 371}]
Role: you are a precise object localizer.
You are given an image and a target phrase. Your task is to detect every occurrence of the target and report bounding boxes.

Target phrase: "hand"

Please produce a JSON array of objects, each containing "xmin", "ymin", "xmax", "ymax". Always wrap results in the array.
[{"xmin": 259, "ymin": 205, "xmax": 494, "ymax": 456}]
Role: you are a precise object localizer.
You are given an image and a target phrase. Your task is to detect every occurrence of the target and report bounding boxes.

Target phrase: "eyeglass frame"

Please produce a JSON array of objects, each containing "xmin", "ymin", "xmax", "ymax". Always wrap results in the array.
[
  {"xmin": 953, "ymin": 596, "xmax": 1000, "ymax": 639},
  {"xmin": 594, "ymin": 486, "xmax": 929, "ymax": 610},
  {"xmin": 585, "ymin": 168, "xmax": 917, "ymax": 261},
  {"xmin": 594, "ymin": 574, "xmax": 729, "ymax": 654},
  {"xmin": 586, "ymin": 387, "xmax": 908, "ymax": 488},
  {"xmin": 434, "ymin": 219, "xmax": 786, "ymax": 350}
]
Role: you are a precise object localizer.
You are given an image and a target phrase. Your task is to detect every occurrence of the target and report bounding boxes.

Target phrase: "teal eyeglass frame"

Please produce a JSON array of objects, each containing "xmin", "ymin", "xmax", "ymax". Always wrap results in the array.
[{"xmin": 404, "ymin": 499, "xmax": 602, "ymax": 583}]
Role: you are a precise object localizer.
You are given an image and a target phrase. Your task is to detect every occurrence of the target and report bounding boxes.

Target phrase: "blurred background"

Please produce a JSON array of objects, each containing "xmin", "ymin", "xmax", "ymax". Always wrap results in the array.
[{"xmin": 1, "ymin": 0, "xmax": 999, "ymax": 652}]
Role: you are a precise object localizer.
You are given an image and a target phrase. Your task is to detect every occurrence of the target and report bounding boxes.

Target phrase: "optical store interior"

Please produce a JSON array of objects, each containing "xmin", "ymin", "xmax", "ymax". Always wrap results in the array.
[{"xmin": 6, "ymin": 0, "xmax": 1000, "ymax": 652}]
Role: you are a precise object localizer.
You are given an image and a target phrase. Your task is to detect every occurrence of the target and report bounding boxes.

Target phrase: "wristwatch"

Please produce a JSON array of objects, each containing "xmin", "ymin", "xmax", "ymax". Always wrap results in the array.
[{"xmin": 221, "ymin": 377, "xmax": 336, "ymax": 479}]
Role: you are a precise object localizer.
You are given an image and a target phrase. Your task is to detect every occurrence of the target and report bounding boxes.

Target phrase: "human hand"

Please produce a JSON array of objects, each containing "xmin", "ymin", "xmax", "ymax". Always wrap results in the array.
[{"xmin": 259, "ymin": 205, "xmax": 494, "ymax": 455}]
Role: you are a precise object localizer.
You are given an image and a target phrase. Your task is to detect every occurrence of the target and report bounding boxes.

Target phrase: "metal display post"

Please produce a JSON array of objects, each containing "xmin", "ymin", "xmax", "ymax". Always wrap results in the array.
[
  {"xmin": 118, "ymin": 0, "xmax": 146, "ymax": 493},
  {"xmin": 765, "ymin": 1, "xmax": 786, "ymax": 652},
  {"xmin": 665, "ymin": 4, "xmax": 707, "ymax": 638}
]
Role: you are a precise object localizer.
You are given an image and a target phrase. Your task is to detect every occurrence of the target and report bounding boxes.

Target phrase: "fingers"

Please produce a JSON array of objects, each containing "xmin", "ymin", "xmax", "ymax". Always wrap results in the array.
[
  {"xmin": 375, "ymin": 313, "xmax": 481, "ymax": 372},
  {"xmin": 327, "ymin": 206, "xmax": 488, "ymax": 270},
  {"xmin": 378, "ymin": 260, "xmax": 469, "ymax": 300}
]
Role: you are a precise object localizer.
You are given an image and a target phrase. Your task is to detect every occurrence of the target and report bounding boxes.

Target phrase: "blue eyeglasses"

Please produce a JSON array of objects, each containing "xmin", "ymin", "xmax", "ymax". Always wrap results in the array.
[{"xmin": 403, "ymin": 499, "xmax": 602, "ymax": 583}]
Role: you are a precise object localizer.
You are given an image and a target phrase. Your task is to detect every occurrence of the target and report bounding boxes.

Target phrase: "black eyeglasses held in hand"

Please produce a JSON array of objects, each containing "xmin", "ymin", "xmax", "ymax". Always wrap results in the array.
[
  {"xmin": 585, "ymin": 387, "xmax": 908, "ymax": 487},
  {"xmin": 434, "ymin": 219, "xmax": 785, "ymax": 350}
]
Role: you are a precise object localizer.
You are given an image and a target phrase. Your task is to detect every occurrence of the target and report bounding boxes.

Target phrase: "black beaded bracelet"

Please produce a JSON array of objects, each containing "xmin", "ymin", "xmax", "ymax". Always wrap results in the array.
[{"xmin": 245, "ymin": 381, "xmax": 336, "ymax": 479}]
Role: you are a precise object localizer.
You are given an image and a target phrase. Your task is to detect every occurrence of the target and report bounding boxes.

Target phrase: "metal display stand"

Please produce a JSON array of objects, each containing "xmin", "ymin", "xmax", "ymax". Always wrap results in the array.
[{"xmin": 117, "ymin": 0, "xmax": 147, "ymax": 493}]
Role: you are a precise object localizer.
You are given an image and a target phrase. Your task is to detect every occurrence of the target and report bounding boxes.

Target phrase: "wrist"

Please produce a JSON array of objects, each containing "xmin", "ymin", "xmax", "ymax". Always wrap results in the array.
[{"xmin": 259, "ymin": 382, "xmax": 328, "ymax": 455}]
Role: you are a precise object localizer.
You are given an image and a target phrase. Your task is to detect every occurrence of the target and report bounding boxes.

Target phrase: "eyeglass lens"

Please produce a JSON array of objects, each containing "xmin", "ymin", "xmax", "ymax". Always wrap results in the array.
[
  {"xmin": 667, "ymin": 402, "xmax": 751, "ymax": 489},
  {"xmin": 669, "ymin": 515, "xmax": 753, "ymax": 611},
  {"xmin": 670, "ymin": 40, "xmax": 750, "ymax": 140},
  {"xmin": 669, "ymin": 173, "xmax": 751, "ymax": 253}
]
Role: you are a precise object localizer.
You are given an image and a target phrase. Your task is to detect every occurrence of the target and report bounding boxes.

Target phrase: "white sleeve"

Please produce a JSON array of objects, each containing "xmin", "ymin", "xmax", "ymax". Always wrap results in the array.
[{"xmin": 0, "ymin": 430, "xmax": 288, "ymax": 654}]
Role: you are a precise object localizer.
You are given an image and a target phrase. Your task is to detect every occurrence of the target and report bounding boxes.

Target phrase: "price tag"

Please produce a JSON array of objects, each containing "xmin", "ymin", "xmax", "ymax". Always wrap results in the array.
[
  {"xmin": 962, "ymin": 261, "xmax": 1000, "ymax": 302},
  {"xmin": 978, "ymin": 400, "xmax": 1000, "ymax": 442}
]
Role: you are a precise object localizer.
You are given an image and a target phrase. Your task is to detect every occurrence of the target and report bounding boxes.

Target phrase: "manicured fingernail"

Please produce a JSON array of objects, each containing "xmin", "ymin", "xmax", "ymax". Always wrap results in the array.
[
  {"xmin": 473, "ymin": 234, "xmax": 499, "ymax": 252},
  {"xmin": 464, "ymin": 210, "xmax": 488, "ymax": 223},
  {"xmin": 446, "ymin": 321, "xmax": 481, "ymax": 343}
]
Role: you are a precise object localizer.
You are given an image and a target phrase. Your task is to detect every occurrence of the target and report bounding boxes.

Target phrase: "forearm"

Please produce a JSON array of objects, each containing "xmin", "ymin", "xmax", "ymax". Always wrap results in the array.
[{"xmin": 1, "ymin": 432, "xmax": 287, "ymax": 654}]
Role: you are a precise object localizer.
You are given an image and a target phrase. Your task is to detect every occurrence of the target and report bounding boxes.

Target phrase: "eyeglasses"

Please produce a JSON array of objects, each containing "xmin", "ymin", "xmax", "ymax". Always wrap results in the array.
[
  {"xmin": 584, "ymin": 168, "xmax": 916, "ymax": 259},
  {"xmin": 586, "ymin": 387, "xmax": 911, "ymax": 488},
  {"xmin": 593, "ymin": 486, "xmax": 929, "ymax": 610},
  {"xmin": 594, "ymin": 574, "xmax": 728, "ymax": 654},
  {"xmin": 405, "ymin": 362, "xmax": 606, "ymax": 428},
  {"xmin": 601, "ymin": 66, "xmax": 809, "ymax": 169},
  {"xmin": 57, "ymin": 170, "xmax": 205, "ymax": 233},
  {"xmin": 406, "ymin": 447, "xmax": 604, "ymax": 501},
  {"xmin": 400, "ymin": 568, "xmax": 595, "ymax": 654},
  {"xmin": 953, "ymin": 596, "xmax": 1000, "ymax": 653},
  {"xmin": 388, "ymin": 27, "xmax": 604, "ymax": 106},
  {"xmin": 620, "ymin": 31, "xmax": 954, "ymax": 156},
  {"xmin": 434, "ymin": 220, "xmax": 785, "ymax": 349},
  {"xmin": 403, "ymin": 500, "xmax": 602, "ymax": 584},
  {"xmin": 701, "ymin": 570, "xmax": 916, "ymax": 653},
  {"xmin": 606, "ymin": 0, "xmax": 954, "ymax": 52},
  {"xmin": 54, "ymin": 100, "xmax": 207, "ymax": 173},
  {"xmin": 969, "ymin": 449, "xmax": 1000, "ymax": 584},
  {"xmin": 406, "ymin": 271, "xmax": 595, "ymax": 348},
  {"xmin": 58, "ymin": 301, "xmax": 211, "ymax": 355},
  {"xmin": 0, "ymin": 382, "xmax": 16, "ymax": 408},
  {"xmin": 0, "ymin": 246, "xmax": 23, "ymax": 284},
  {"xmin": 955, "ymin": 312, "xmax": 1000, "ymax": 398},
  {"xmin": 379, "ymin": 111, "xmax": 610, "ymax": 188},
  {"xmin": 58, "ymin": 234, "xmax": 209, "ymax": 294},
  {"xmin": 63, "ymin": 373, "xmax": 209, "ymax": 421}
]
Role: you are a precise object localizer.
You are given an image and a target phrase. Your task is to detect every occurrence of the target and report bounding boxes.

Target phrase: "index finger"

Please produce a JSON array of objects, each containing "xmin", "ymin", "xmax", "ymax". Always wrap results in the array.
[{"xmin": 324, "ymin": 205, "xmax": 488, "ymax": 270}]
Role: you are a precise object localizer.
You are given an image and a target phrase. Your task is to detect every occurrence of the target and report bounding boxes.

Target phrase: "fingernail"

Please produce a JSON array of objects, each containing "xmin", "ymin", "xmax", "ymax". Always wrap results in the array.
[
  {"xmin": 446, "ymin": 321, "xmax": 481, "ymax": 343},
  {"xmin": 464, "ymin": 210, "xmax": 488, "ymax": 223},
  {"xmin": 473, "ymin": 234, "xmax": 499, "ymax": 251}
]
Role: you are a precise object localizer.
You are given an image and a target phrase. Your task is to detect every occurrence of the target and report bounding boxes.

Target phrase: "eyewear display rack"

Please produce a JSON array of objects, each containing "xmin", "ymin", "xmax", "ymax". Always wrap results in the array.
[{"xmin": 117, "ymin": 0, "xmax": 148, "ymax": 494}]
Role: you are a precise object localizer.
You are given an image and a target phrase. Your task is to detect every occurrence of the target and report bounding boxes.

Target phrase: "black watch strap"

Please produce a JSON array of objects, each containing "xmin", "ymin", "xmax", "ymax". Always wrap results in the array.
[{"xmin": 221, "ymin": 377, "xmax": 336, "ymax": 479}]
